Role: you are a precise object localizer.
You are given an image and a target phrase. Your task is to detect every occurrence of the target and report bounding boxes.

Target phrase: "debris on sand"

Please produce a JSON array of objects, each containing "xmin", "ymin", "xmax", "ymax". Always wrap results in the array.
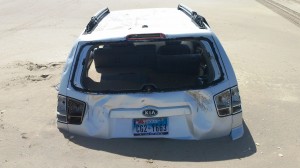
[
  {"xmin": 21, "ymin": 133, "xmax": 28, "ymax": 139},
  {"xmin": 278, "ymin": 153, "xmax": 283, "ymax": 157},
  {"xmin": 0, "ymin": 110, "xmax": 5, "ymax": 114},
  {"xmin": 146, "ymin": 159, "xmax": 154, "ymax": 163},
  {"xmin": 40, "ymin": 74, "xmax": 50, "ymax": 78}
]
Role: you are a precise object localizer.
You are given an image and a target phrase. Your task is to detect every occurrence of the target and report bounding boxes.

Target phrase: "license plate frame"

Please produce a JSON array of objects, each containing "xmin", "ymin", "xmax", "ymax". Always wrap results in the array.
[{"xmin": 133, "ymin": 117, "xmax": 169, "ymax": 136}]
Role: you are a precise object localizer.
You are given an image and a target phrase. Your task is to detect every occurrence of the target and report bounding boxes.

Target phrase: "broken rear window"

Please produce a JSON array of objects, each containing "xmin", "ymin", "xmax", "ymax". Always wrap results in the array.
[{"xmin": 73, "ymin": 38, "xmax": 223, "ymax": 93}]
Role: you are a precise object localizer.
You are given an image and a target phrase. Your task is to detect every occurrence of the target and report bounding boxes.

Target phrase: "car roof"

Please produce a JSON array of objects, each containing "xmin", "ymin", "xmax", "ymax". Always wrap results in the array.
[{"xmin": 78, "ymin": 8, "xmax": 213, "ymax": 42}]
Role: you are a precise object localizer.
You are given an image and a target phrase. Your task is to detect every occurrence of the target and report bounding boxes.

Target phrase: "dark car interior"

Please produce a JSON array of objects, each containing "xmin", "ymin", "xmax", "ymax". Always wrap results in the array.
[{"xmin": 81, "ymin": 39, "xmax": 216, "ymax": 92}]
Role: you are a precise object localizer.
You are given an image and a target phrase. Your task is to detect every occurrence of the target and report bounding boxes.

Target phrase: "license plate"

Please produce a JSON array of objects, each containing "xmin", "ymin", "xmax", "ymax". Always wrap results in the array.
[{"xmin": 133, "ymin": 117, "xmax": 168, "ymax": 136}]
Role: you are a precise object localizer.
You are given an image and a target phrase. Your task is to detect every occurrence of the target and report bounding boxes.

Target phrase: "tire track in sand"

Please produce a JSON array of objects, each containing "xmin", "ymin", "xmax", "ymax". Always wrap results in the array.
[{"xmin": 256, "ymin": 0, "xmax": 300, "ymax": 28}]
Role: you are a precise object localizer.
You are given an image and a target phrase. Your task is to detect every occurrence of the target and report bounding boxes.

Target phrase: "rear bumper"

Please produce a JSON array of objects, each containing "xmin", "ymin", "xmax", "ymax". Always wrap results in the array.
[
  {"xmin": 231, "ymin": 124, "xmax": 244, "ymax": 140},
  {"xmin": 57, "ymin": 113, "xmax": 243, "ymax": 140}
]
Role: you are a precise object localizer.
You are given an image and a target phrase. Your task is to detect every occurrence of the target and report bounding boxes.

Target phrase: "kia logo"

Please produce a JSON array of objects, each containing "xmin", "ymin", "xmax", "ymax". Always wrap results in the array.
[{"xmin": 142, "ymin": 109, "xmax": 158, "ymax": 117}]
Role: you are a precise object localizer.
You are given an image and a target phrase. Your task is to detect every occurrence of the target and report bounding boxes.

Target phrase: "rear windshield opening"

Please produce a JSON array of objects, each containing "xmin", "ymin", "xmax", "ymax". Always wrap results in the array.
[{"xmin": 79, "ymin": 39, "xmax": 222, "ymax": 93}]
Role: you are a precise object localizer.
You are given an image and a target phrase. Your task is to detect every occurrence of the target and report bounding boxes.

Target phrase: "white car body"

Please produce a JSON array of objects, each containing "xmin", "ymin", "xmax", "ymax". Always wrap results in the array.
[{"xmin": 56, "ymin": 5, "xmax": 244, "ymax": 140}]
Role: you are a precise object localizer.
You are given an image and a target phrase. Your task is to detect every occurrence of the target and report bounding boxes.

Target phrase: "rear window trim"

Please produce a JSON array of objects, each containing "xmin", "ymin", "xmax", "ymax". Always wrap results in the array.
[{"xmin": 70, "ymin": 37, "xmax": 225, "ymax": 94}]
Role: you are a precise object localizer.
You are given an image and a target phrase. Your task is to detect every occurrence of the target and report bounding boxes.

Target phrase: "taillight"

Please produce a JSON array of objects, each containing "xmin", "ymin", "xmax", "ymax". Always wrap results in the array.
[
  {"xmin": 57, "ymin": 95, "xmax": 67, "ymax": 123},
  {"xmin": 231, "ymin": 86, "xmax": 242, "ymax": 114},
  {"xmin": 214, "ymin": 90, "xmax": 231, "ymax": 116},
  {"xmin": 67, "ymin": 98, "xmax": 86, "ymax": 124},
  {"xmin": 57, "ymin": 95, "xmax": 86, "ymax": 124},
  {"xmin": 214, "ymin": 86, "xmax": 242, "ymax": 117}
]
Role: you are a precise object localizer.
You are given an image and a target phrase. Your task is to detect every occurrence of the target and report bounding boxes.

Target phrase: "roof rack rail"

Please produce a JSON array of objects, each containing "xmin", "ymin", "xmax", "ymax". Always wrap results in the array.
[
  {"xmin": 177, "ymin": 4, "xmax": 209, "ymax": 29},
  {"xmin": 84, "ymin": 7, "xmax": 110, "ymax": 34}
]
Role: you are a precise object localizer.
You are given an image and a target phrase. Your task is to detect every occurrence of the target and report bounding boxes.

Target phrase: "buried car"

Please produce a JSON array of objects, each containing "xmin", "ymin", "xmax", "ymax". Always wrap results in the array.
[{"xmin": 56, "ymin": 4, "xmax": 244, "ymax": 140}]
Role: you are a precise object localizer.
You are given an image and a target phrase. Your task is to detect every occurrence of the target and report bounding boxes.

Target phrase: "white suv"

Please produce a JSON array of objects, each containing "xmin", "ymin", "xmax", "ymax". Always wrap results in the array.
[{"xmin": 56, "ymin": 4, "xmax": 244, "ymax": 140}]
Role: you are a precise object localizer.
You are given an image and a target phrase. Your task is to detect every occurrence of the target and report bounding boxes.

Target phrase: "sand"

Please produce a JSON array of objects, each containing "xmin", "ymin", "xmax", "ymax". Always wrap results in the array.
[{"xmin": 0, "ymin": 0, "xmax": 300, "ymax": 167}]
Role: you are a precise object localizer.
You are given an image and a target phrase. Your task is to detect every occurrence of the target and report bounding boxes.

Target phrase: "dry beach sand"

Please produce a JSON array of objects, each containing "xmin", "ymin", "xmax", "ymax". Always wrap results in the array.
[{"xmin": 0, "ymin": 0, "xmax": 300, "ymax": 167}]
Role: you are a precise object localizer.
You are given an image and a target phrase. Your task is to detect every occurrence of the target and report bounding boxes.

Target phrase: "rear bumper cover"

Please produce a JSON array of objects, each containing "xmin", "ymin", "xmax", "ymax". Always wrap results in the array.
[
  {"xmin": 57, "ymin": 112, "xmax": 243, "ymax": 140},
  {"xmin": 231, "ymin": 124, "xmax": 244, "ymax": 140}
]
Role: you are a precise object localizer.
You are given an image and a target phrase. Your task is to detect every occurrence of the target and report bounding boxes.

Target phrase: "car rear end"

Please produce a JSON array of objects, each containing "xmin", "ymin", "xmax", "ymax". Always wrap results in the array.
[{"xmin": 56, "ymin": 6, "xmax": 244, "ymax": 140}]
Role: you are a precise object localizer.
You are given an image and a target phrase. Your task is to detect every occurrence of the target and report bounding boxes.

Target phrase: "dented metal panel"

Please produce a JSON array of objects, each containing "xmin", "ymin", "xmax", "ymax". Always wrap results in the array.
[{"xmin": 60, "ymin": 81, "xmax": 240, "ymax": 139}]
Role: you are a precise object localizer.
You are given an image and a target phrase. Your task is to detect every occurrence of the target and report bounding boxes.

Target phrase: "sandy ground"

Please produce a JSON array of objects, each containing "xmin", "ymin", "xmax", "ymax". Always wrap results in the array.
[{"xmin": 0, "ymin": 0, "xmax": 300, "ymax": 167}]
